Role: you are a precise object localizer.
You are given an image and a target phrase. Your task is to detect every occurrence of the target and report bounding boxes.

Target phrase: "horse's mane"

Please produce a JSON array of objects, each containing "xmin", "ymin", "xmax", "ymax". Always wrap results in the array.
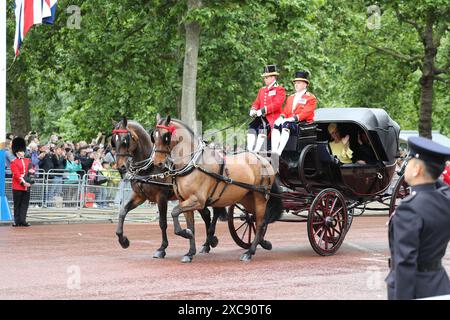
[
  {"xmin": 127, "ymin": 120, "xmax": 149, "ymax": 135},
  {"xmin": 159, "ymin": 117, "xmax": 196, "ymax": 138},
  {"xmin": 116, "ymin": 119, "xmax": 153, "ymax": 148}
]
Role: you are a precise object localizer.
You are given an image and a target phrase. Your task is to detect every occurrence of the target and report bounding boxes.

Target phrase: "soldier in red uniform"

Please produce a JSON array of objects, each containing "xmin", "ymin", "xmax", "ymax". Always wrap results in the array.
[
  {"xmin": 247, "ymin": 64, "xmax": 285, "ymax": 152},
  {"xmin": 271, "ymin": 71, "xmax": 317, "ymax": 156},
  {"xmin": 10, "ymin": 137, "xmax": 34, "ymax": 227}
]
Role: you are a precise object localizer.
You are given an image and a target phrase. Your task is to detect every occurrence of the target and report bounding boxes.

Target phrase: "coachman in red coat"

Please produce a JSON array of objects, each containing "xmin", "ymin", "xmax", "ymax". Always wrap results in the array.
[
  {"xmin": 247, "ymin": 64, "xmax": 286, "ymax": 152},
  {"xmin": 10, "ymin": 136, "xmax": 34, "ymax": 227},
  {"xmin": 271, "ymin": 71, "xmax": 317, "ymax": 156}
]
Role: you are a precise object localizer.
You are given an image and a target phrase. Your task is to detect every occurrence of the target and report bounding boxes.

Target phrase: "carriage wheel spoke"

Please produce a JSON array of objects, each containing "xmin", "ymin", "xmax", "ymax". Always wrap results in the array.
[
  {"xmin": 314, "ymin": 225, "xmax": 324, "ymax": 237},
  {"xmin": 330, "ymin": 206, "xmax": 343, "ymax": 217},
  {"xmin": 235, "ymin": 220, "xmax": 248, "ymax": 232},
  {"xmin": 329, "ymin": 197, "xmax": 338, "ymax": 215},
  {"xmin": 240, "ymin": 223, "xmax": 249, "ymax": 242},
  {"xmin": 326, "ymin": 228, "xmax": 334, "ymax": 246},
  {"xmin": 318, "ymin": 200, "xmax": 325, "ymax": 216},
  {"xmin": 318, "ymin": 228, "xmax": 324, "ymax": 248},
  {"xmin": 251, "ymin": 222, "xmax": 256, "ymax": 235},
  {"xmin": 331, "ymin": 226, "xmax": 342, "ymax": 236},
  {"xmin": 247, "ymin": 222, "xmax": 252, "ymax": 243},
  {"xmin": 325, "ymin": 195, "xmax": 331, "ymax": 216}
]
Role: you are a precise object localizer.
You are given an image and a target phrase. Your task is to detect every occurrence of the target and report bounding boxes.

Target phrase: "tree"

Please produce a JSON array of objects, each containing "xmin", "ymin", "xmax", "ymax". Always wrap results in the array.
[
  {"xmin": 366, "ymin": 1, "xmax": 449, "ymax": 138},
  {"xmin": 180, "ymin": 0, "xmax": 203, "ymax": 134},
  {"xmin": 6, "ymin": 3, "xmax": 31, "ymax": 136}
]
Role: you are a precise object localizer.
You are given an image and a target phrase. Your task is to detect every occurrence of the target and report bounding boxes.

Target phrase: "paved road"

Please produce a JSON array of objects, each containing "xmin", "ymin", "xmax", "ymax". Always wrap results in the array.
[{"xmin": 1, "ymin": 216, "xmax": 449, "ymax": 300}]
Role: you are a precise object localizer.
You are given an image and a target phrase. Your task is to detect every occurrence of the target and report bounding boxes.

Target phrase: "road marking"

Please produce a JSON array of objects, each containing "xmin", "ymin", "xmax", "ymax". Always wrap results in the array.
[
  {"xmin": 361, "ymin": 257, "xmax": 388, "ymax": 264},
  {"xmin": 345, "ymin": 241, "xmax": 374, "ymax": 253}
]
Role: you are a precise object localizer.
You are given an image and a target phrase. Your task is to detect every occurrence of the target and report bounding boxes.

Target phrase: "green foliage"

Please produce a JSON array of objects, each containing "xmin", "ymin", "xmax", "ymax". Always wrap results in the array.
[{"xmin": 6, "ymin": 0, "xmax": 449, "ymax": 141}]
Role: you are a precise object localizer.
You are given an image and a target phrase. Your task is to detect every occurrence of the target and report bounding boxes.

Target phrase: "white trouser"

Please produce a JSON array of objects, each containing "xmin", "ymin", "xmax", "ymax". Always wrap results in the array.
[
  {"xmin": 271, "ymin": 128, "xmax": 281, "ymax": 153},
  {"xmin": 254, "ymin": 134, "xmax": 267, "ymax": 152},
  {"xmin": 275, "ymin": 129, "xmax": 290, "ymax": 155},
  {"xmin": 247, "ymin": 133, "xmax": 256, "ymax": 151}
]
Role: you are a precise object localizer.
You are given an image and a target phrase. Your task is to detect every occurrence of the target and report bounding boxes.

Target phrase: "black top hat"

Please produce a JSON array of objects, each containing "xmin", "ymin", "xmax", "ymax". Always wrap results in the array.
[
  {"xmin": 292, "ymin": 71, "xmax": 310, "ymax": 84},
  {"xmin": 261, "ymin": 64, "xmax": 279, "ymax": 77},
  {"xmin": 408, "ymin": 136, "xmax": 450, "ymax": 178},
  {"xmin": 11, "ymin": 137, "xmax": 27, "ymax": 155}
]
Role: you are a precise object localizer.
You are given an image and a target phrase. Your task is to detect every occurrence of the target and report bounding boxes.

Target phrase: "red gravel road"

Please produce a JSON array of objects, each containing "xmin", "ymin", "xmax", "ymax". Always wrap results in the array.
[{"xmin": 0, "ymin": 216, "xmax": 449, "ymax": 300}]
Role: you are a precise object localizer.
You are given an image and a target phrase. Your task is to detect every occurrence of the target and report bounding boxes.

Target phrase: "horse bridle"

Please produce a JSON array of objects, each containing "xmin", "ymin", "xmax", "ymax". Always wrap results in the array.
[
  {"xmin": 152, "ymin": 124, "xmax": 176, "ymax": 155},
  {"xmin": 112, "ymin": 129, "xmax": 133, "ymax": 157},
  {"xmin": 113, "ymin": 127, "xmax": 157, "ymax": 179},
  {"xmin": 152, "ymin": 123, "xmax": 206, "ymax": 175}
]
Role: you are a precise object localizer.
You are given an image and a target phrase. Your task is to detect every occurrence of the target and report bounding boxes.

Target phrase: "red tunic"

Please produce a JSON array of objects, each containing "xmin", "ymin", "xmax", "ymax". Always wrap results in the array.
[
  {"xmin": 251, "ymin": 84, "xmax": 285, "ymax": 128},
  {"xmin": 281, "ymin": 92, "xmax": 316, "ymax": 123},
  {"xmin": 10, "ymin": 157, "xmax": 31, "ymax": 191},
  {"xmin": 442, "ymin": 166, "xmax": 450, "ymax": 186}
]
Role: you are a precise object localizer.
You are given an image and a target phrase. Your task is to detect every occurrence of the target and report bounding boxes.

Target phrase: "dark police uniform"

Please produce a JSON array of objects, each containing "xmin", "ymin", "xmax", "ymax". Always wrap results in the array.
[{"xmin": 386, "ymin": 137, "xmax": 450, "ymax": 300}]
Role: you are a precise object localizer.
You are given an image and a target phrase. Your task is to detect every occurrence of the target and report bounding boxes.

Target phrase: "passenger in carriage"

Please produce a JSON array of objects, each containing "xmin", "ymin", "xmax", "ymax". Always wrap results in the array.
[
  {"xmin": 247, "ymin": 64, "xmax": 285, "ymax": 152},
  {"xmin": 271, "ymin": 71, "xmax": 317, "ymax": 156},
  {"xmin": 327, "ymin": 123, "xmax": 353, "ymax": 164},
  {"xmin": 352, "ymin": 129, "xmax": 378, "ymax": 165}
]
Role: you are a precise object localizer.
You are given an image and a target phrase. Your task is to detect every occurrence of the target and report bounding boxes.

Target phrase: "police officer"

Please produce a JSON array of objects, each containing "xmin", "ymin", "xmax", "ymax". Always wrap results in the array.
[
  {"xmin": 386, "ymin": 136, "xmax": 450, "ymax": 300},
  {"xmin": 247, "ymin": 64, "xmax": 285, "ymax": 152},
  {"xmin": 10, "ymin": 137, "xmax": 34, "ymax": 227}
]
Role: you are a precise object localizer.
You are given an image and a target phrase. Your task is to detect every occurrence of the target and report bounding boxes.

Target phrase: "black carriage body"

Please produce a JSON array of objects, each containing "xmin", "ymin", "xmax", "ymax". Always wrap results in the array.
[{"xmin": 279, "ymin": 107, "xmax": 400, "ymax": 200}]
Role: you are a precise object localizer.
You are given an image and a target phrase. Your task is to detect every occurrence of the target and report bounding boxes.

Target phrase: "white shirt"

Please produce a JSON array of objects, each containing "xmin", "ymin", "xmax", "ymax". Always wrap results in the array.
[{"xmin": 292, "ymin": 89, "xmax": 307, "ymax": 114}]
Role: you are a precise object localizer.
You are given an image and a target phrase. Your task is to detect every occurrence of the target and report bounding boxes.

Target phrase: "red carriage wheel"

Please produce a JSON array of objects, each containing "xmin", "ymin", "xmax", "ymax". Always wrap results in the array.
[
  {"xmin": 227, "ymin": 204, "xmax": 256, "ymax": 249},
  {"xmin": 307, "ymin": 188, "xmax": 348, "ymax": 256},
  {"xmin": 388, "ymin": 174, "xmax": 410, "ymax": 217}
]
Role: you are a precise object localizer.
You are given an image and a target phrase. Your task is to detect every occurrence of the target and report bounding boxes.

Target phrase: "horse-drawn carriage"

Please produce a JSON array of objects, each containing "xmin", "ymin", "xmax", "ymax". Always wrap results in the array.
[
  {"xmin": 114, "ymin": 107, "xmax": 410, "ymax": 262},
  {"xmin": 228, "ymin": 107, "xmax": 410, "ymax": 256}
]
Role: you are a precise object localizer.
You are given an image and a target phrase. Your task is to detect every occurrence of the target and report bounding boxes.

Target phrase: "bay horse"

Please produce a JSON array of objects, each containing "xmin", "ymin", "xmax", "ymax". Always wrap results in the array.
[
  {"xmin": 151, "ymin": 115, "xmax": 283, "ymax": 261},
  {"xmin": 112, "ymin": 117, "xmax": 225, "ymax": 262}
]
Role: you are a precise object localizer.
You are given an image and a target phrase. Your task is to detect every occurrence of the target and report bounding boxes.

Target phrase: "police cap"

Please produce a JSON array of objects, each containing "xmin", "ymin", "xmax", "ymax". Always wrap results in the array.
[{"xmin": 408, "ymin": 136, "xmax": 450, "ymax": 178}]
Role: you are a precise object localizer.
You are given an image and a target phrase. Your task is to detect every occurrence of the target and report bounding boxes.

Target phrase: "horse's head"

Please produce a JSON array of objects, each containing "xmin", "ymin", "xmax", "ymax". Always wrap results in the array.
[
  {"xmin": 111, "ymin": 116, "xmax": 144, "ymax": 174},
  {"xmin": 151, "ymin": 114, "xmax": 192, "ymax": 169}
]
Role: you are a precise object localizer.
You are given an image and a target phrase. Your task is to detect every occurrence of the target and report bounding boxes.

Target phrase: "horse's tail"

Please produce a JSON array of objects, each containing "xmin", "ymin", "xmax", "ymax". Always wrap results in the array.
[{"xmin": 264, "ymin": 175, "xmax": 284, "ymax": 224}]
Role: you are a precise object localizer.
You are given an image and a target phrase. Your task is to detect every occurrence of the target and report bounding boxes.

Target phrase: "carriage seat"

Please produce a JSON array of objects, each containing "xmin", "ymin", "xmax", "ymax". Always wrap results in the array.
[{"xmin": 283, "ymin": 122, "xmax": 318, "ymax": 153}]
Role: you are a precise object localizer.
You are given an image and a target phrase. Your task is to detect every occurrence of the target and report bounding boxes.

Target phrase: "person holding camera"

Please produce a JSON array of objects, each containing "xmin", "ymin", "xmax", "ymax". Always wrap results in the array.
[
  {"xmin": 38, "ymin": 145, "xmax": 55, "ymax": 206},
  {"xmin": 10, "ymin": 137, "xmax": 35, "ymax": 227}
]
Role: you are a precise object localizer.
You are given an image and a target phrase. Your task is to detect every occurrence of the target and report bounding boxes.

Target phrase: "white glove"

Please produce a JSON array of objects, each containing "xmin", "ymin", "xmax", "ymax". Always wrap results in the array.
[
  {"xmin": 256, "ymin": 109, "xmax": 263, "ymax": 117},
  {"xmin": 284, "ymin": 117, "xmax": 295, "ymax": 122},
  {"xmin": 249, "ymin": 109, "xmax": 257, "ymax": 117},
  {"xmin": 274, "ymin": 117, "xmax": 284, "ymax": 126}
]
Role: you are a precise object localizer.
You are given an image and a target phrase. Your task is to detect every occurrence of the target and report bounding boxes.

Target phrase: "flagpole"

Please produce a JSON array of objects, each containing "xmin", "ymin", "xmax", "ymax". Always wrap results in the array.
[{"xmin": 0, "ymin": 0, "xmax": 12, "ymax": 222}]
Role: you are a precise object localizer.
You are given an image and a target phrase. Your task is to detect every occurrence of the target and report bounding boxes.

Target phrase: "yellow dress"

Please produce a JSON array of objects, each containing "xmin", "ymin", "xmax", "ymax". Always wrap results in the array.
[{"xmin": 329, "ymin": 140, "xmax": 353, "ymax": 164}]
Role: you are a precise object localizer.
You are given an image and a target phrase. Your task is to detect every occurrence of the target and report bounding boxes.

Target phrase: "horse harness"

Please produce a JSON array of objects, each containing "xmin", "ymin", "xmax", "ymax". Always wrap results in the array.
[{"xmin": 112, "ymin": 127, "xmax": 173, "ymax": 188}]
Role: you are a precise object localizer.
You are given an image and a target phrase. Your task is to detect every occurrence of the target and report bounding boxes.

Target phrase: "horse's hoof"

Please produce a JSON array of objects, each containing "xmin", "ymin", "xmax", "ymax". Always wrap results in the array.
[
  {"xmin": 200, "ymin": 245, "xmax": 210, "ymax": 254},
  {"xmin": 153, "ymin": 250, "xmax": 166, "ymax": 259},
  {"xmin": 260, "ymin": 240, "xmax": 272, "ymax": 250},
  {"xmin": 240, "ymin": 253, "xmax": 252, "ymax": 262},
  {"xmin": 120, "ymin": 236, "xmax": 130, "ymax": 249},
  {"xmin": 210, "ymin": 236, "xmax": 219, "ymax": 248},
  {"xmin": 181, "ymin": 255, "xmax": 193, "ymax": 263}
]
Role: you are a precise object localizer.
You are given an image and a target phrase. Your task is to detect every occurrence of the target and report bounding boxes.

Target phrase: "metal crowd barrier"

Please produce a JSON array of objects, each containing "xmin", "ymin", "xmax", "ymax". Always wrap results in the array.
[{"xmin": 4, "ymin": 169, "xmax": 154, "ymax": 211}]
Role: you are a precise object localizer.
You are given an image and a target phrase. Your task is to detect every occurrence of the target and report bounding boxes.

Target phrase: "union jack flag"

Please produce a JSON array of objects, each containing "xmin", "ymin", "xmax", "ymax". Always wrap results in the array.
[{"xmin": 14, "ymin": 0, "xmax": 58, "ymax": 56}]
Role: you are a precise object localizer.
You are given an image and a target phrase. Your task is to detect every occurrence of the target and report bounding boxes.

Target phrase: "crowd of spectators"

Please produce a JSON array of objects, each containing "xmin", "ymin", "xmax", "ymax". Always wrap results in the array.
[{"xmin": 4, "ymin": 131, "xmax": 122, "ymax": 208}]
